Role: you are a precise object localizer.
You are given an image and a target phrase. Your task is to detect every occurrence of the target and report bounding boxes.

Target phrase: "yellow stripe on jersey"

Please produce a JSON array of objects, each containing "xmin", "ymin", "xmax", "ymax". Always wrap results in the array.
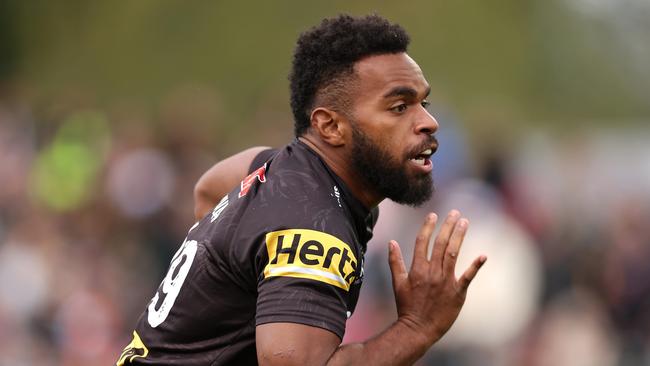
[{"xmin": 263, "ymin": 229, "xmax": 358, "ymax": 291}]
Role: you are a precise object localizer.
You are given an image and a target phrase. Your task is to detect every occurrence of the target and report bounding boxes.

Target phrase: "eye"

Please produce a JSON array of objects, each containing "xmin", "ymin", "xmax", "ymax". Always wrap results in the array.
[
  {"xmin": 391, "ymin": 104, "xmax": 408, "ymax": 113},
  {"xmin": 421, "ymin": 100, "xmax": 431, "ymax": 109}
]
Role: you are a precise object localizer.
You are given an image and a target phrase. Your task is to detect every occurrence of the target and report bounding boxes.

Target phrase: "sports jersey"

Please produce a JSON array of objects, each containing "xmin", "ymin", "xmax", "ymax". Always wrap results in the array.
[{"xmin": 117, "ymin": 139, "xmax": 378, "ymax": 365}]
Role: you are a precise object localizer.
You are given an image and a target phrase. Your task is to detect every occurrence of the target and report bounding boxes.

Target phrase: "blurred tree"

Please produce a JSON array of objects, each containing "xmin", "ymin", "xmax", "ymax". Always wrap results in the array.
[
  {"xmin": 0, "ymin": 1, "xmax": 19, "ymax": 82},
  {"xmin": 3, "ymin": 0, "xmax": 649, "ymax": 145}
]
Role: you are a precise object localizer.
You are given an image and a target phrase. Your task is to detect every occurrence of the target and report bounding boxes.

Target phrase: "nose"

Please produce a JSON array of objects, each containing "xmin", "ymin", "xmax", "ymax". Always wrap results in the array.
[{"xmin": 415, "ymin": 107, "xmax": 439, "ymax": 135}]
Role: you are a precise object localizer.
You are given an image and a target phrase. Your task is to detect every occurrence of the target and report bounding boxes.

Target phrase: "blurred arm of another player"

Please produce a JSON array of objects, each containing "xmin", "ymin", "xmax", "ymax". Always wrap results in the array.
[
  {"xmin": 193, "ymin": 146, "xmax": 271, "ymax": 221},
  {"xmin": 257, "ymin": 210, "xmax": 487, "ymax": 366}
]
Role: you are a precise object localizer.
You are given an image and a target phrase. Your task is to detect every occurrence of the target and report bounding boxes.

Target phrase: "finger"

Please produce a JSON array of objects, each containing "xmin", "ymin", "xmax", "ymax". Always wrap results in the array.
[
  {"xmin": 430, "ymin": 210, "xmax": 461, "ymax": 267},
  {"xmin": 458, "ymin": 255, "xmax": 487, "ymax": 291},
  {"xmin": 442, "ymin": 218, "xmax": 469, "ymax": 275},
  {"xmin": 411, "ymin": 213, "xmax": 438, "ymax": 269},
  {"xmin": 388, "ymin": 240, "xmax": 408, "ymax": 290}
]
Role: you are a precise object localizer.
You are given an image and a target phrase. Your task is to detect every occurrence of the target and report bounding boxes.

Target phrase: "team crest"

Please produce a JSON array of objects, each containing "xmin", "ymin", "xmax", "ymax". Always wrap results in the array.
[{"xmin": 116, "ymin": 330, "xmax": 149, "ymax": 365}]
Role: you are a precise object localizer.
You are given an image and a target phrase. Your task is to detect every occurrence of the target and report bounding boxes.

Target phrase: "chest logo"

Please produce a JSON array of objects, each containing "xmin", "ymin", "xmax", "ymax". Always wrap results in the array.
[
  {"xmin": 239, "ymin": 163, "xmax": 267, "ymax": 198},
  {"xmin": 263, "ymin": 229, "xmax": 358, "ymax": 291}
]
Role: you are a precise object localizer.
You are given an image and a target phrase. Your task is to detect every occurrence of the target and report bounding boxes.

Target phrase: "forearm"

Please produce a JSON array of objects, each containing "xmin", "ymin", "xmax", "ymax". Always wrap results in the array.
[
  {"xmin": 327, "ymin": 319, "xmax": 433, "ymax": 366},
  {"xmin": 257, "ymin": 213, "xmax": 486, "ymax": 366}
]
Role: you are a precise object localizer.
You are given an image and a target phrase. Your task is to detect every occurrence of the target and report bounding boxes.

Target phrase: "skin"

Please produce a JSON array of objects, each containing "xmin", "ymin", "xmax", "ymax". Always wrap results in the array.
[
  {"xmin": 301, "ymin": 53, "xmax": 438, "ymax": 209},
  {"xmin": 193, "ymin": 146, "xmax": 270, "ymax": 221},
  {"xmin": 194, "ymin": 52, "xmax": 486, "ymax": 365}
]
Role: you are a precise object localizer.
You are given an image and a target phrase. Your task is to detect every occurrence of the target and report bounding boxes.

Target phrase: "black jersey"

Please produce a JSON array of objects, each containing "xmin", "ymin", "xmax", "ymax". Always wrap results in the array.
[{"xmin": 117, "ymin": 140, "xmax": 378, "ymax": 366}]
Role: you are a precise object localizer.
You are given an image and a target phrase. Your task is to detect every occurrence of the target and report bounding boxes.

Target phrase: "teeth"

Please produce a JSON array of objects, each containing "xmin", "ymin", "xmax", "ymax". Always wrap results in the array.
[
  {"xmin": 410, "ymin": 158, "xmax": 425, "ymax": 165},
  {"xmin": 421, "ymin": 149, "xmax": 432, "ymax": 155}
]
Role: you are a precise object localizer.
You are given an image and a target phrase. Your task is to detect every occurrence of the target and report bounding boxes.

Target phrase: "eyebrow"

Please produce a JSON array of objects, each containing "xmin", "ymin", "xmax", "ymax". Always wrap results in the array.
[{"xmin": 382, "ymin": 85, "xmax": 431, "ymax": 100}]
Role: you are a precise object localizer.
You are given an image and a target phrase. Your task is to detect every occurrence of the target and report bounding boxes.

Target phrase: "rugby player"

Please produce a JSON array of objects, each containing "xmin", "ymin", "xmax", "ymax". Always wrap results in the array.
[{"xmin": 117, "ymin": 14, "xmax": 486, "ymax": 366}]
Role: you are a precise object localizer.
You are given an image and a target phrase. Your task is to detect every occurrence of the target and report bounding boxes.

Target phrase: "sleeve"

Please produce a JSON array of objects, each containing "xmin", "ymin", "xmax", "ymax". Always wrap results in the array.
[{"xmin": 255, "ymin": 227, "xmax": 361, "ymax": 339}]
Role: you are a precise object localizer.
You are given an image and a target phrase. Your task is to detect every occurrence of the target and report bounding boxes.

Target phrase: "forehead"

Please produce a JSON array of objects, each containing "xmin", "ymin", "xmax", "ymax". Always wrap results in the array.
[{"xmin": 354, "ymin": 53, "xmax": 429, "ymax": 98}]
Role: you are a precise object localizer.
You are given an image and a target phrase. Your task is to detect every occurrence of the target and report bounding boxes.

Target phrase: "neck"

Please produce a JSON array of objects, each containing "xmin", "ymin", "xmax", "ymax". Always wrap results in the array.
[{"xmin": 298, "ymin": 135, "xmax": 383, "ymax": 209}]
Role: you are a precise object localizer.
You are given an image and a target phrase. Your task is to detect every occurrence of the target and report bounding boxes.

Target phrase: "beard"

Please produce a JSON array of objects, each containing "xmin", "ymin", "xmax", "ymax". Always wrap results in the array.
[{"xmin": 350, "ymin": 126, "xmax": 434, "ymax": 207}]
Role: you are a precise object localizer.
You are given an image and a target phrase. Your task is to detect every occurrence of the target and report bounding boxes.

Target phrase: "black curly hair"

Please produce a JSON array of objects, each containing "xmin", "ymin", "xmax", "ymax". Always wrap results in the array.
[{"xmin": 289, "ymin": 14, "xmax": 410, "ymax": 136}]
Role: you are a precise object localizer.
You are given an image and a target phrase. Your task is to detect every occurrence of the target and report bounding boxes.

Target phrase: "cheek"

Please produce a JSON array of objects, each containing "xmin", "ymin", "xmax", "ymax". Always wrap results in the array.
[
  {"xmin": 377, "ymin": 136, "xmax": 408, "ymax": 163},
  {"xmin": 379, "ymin": 129, "xmax": 410, "ymax": 157},
  {"xmin": 352, "ymin": 108, "xmax": 410, "ymax": 158}
]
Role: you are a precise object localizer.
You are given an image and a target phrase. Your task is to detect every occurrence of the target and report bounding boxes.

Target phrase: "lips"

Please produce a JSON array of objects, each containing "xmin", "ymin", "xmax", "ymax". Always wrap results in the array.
[{"xmin": 409, "ymin": 148, "xmax": 433, "ymax": 166}]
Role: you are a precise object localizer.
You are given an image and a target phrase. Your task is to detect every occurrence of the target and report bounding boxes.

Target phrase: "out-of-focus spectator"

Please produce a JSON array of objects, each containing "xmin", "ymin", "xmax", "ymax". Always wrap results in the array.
[
  {"xmin": 1, "ymin": 4, "xmax": 650, "ymax": 362},
  {"xmin": 106, "ymin": 148, "xmax": 176, "ymax": 219}
]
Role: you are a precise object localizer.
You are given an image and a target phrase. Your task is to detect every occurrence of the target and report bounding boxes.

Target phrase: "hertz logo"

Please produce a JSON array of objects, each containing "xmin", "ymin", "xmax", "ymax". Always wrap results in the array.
[{"xmin": 263, "ymin": 229, "xmax": 358, "ymax": 291}]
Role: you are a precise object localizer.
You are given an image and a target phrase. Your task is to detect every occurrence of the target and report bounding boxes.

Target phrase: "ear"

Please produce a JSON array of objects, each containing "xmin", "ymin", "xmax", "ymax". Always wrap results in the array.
[{"xmin": 309, "ymin": 107, "xmax": 348, "ymax": 147}]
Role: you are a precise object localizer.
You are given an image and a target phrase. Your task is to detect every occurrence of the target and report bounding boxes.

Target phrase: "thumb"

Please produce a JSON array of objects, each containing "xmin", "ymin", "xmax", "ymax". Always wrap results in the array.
[{"xmin": 388, "ymin": 240, "xmax": 408, "ymax": 290}]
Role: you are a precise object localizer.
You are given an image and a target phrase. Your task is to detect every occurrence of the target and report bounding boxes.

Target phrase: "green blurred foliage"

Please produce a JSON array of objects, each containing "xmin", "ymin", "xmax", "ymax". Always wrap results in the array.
[
  {"xmin": 2, "ymin": 0, "xmax": 649, "ymax": 148},
  {"xmin": 28, "ymin": 110, "xmax": 110, "ymax": 211}
]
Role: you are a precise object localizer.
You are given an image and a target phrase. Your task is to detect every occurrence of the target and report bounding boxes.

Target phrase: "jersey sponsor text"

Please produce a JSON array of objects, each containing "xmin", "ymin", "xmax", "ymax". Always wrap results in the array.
[{"xmin": 263, "ymin": 229, "xmax": 358, "ymax": 291}]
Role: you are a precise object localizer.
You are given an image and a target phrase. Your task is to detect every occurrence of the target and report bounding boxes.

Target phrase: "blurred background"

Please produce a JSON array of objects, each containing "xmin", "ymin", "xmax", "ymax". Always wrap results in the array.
[{"xmin": 1, "ymin": 1, "xmax": 649, "ymax": 365}]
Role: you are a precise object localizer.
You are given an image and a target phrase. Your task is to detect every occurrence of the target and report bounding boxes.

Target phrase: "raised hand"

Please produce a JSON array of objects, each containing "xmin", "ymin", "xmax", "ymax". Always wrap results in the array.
[{"xmin": 388, "ymin": 210, "xmax": 487, "ymax": 344}]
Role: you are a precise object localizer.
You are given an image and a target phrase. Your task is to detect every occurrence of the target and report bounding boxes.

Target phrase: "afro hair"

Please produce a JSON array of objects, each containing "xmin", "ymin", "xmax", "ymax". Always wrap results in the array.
[{"xmin": 289, "ymin": 14, "xmax": 410, "ymax": 136}]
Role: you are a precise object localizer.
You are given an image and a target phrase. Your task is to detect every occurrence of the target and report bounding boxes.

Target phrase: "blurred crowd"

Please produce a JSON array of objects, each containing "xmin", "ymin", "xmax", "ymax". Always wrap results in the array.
[
  {"xmin": 0, "ymin": 88, "xmax": 649, "ymax": 366},
  {"xmin": 0, "ymin": 86, "xmax": 220, "ymax": 365},
  {"xmin": 345, "ymin": 121, "xmax": 650, "ymax": 366}
]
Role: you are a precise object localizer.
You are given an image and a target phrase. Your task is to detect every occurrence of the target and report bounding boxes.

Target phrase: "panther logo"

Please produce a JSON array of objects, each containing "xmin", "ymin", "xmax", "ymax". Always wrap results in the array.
[{"xmin": 116, "ymin": 330, "xmax": 148, "ymax": 365}]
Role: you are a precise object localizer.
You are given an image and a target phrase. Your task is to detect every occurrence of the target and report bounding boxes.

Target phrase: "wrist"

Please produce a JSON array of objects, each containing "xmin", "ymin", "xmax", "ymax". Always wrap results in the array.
[{"xmin": 394, "ymin": 316, "xmax": 437, "ymax": 353}]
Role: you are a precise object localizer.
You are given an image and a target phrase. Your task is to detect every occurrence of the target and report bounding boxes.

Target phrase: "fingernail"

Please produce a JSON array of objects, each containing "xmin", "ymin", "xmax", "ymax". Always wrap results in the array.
[
  {"xmin": 459, "ymin": 219, "xmax": 468, "ymax": 228},
  {"xmin": 479, "ymin": 256, "xmax": 487, "ymax": 264},
  {"xmin": 449, "ymin": 210, "xmax": 460, "ymax": 218}
]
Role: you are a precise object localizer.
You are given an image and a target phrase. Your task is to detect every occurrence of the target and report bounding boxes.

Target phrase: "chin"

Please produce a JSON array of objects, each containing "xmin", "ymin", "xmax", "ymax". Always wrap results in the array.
[{"xmin": 387, "ymin": 175, "xmax": 434, "ymax": 207}]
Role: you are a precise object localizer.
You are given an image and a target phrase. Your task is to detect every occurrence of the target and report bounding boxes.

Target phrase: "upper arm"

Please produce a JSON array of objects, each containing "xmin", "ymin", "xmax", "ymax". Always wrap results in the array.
[
  {"xmin": 193, "ymin": 146, "xmax": 271, "ymax": 220},
  {"xmin": 256, "ymin": 322, "xmax": 341, "ymax": 366},
  {"xmin": 254, "ymin": 227, "xmax": 362, "ymax": 365}
]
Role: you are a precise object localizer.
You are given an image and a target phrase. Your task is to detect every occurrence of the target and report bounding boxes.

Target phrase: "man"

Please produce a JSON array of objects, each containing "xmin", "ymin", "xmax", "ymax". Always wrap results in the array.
[{"xmin": 118, "ymin": 14, "xmax": 486, "ymax": 366}]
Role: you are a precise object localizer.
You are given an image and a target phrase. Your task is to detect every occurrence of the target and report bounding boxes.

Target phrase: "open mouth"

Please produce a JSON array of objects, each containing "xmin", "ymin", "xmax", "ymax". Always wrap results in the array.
[{"xmin": 409, "ymin": 147, "xmax": 434, "ymax": 166}]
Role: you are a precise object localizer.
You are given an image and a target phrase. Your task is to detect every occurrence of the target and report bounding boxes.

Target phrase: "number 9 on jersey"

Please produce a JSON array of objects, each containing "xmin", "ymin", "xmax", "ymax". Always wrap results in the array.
[{"xmin": 147, "ymin": 239, "xmax": 198, "ymax": 327}]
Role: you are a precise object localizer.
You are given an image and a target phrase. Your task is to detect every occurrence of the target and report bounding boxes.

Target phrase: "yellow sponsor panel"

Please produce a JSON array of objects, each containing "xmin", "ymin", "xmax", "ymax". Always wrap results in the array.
[
  {"xmin": 116, "ymin": 330, "xmax": 149, "ymax": 365},
  {"xmin": 263, "ymin": 229, "xmax": 358, "ymax": 291}
]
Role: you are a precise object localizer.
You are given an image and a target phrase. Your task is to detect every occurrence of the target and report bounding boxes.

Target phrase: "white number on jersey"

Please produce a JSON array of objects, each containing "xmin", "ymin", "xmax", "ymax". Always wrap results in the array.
[{"xmin": 147, "ymin": 239, "xmax": 198, "ymax": 328}]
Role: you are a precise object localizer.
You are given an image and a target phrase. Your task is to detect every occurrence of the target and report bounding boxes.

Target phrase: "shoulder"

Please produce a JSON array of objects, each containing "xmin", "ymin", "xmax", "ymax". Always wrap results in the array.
[{"xmin": 258, "ymin": 190, "xmax": 361, "ymax": 293}]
